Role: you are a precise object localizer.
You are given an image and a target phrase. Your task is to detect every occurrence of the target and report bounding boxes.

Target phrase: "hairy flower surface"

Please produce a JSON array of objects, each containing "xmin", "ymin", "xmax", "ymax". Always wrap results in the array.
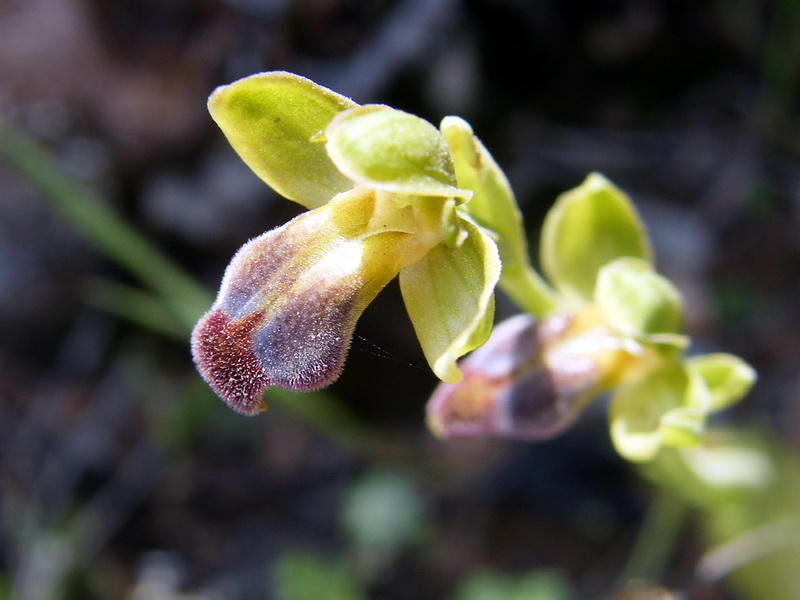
[{"xmin": 192, "ymin": 72, "xmax": 499, "ymax": 414}]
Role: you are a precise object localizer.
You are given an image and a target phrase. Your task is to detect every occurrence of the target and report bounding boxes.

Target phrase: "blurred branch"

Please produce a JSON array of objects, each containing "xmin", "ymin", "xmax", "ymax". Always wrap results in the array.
[
  {"xmin": 0, "ymin": 119, "xmax": 210, "ymax": 330},
  {"xmin": 85, "ymin": 277, "xmax": 190, "ymax": 339}
]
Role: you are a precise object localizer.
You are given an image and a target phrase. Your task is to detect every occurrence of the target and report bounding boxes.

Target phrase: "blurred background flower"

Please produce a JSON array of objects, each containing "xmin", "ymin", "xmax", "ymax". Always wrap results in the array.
[{"xmin": 1, "ymin": 1, "xmax": 799, "ymax": 599}]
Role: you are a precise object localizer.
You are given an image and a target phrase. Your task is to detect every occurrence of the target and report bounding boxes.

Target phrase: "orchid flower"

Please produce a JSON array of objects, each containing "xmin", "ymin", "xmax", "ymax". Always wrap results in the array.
[
  {"xmin": 191, "ymin": 72, "xmax": 499, "ymax": 415},
  {"xmin": 190, "ymin": 71, "xmax": 755, "ymax": 464},
  {"xmin": 428, "ymin": 174, "xmax": 756, "ymax": 462}
]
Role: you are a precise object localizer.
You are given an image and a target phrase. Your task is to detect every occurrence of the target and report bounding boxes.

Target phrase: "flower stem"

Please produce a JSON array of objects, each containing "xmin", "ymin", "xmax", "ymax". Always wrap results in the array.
[
  {"xmin": 614, "ymin": 491, "xmax": 689, "ymax": 590},
  {"xmin": 499, "ymin": 264, "xmax": 560, "ymax": 317}
]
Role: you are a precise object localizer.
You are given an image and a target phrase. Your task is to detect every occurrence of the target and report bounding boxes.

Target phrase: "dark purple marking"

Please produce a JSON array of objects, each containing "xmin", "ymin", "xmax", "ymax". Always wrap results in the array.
[
  {"xmin": 192, "ymin": 276, "xmax": 362, "ymax": 413},
  {"xmin": 191, "ymin": 308, "xmax": 269, "ymax": 415},
  {"xmin": 427, "ymin": 312, "xmax": 597, "ymax": 440}
]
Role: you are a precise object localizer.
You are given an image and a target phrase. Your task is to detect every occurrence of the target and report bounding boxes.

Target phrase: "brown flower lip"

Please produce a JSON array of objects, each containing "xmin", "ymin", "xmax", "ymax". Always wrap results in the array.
[
  {"xmin": 190, "ymin": 185, "xmax": 436, "ymax": 414},
  {"xmin": 191, "ymin": 279, "xmax": 358, "ymax": 415},
  {"xmin": 427, "ymin": 313, "xmax": 604, "ymax": 440}
]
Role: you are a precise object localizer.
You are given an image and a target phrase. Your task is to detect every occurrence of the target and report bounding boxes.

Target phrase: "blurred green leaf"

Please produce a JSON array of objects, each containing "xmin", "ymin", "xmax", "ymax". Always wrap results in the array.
[
  {"xmin": 340, "ymin": 471, "xmax": 427, "ymax": 555},
  {"xmin": 646, "ymin": 432, "xmax": 800, "ymax": 600},
  {"xmin": 0, "ymin": 119, "xmax": 210, "ymax": 330},
  {"xmin": 273, "ymin": 552, "xmax": 367, "ymax": 600},
  {"xmin": 84, "ymin": 277, "xmax": 188, "ymax": 340},
  {"xmin": 453, "ymin": 568, "xmax": 573, "ymax": 600}
]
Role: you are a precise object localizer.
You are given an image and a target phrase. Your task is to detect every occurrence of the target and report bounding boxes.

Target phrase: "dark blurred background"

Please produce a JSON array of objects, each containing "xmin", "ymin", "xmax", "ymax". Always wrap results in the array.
[{"xmin": 1, "ymin": 1, "xmax": 799, "ymax": 599}]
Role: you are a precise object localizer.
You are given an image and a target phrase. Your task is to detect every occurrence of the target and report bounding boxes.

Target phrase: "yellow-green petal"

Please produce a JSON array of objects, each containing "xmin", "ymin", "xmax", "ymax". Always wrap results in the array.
[
  {"xmin": 685, "ymin": 353, "xmax": 757, "ymax": 411},
  {"xmin": 399, "ymin": 218, "xmax": 500, "ymax": 383},
  {"xmin": 595, "ymin": 257, "xmax": 683, "ymax": 336},
  {"xmin": 208, "ymin": 71, "xmax": 356, "ymax": 209},
  {"xmin": 326, "ymin": 105, "xmax": 470, "ymax": 200},
  {"xmin": 541, "ymin": 173, "xmax": 651, "ymax": 305},
  {"xmin": 440, "ymin": 116, "xmax": 527, "ymax": 267}
]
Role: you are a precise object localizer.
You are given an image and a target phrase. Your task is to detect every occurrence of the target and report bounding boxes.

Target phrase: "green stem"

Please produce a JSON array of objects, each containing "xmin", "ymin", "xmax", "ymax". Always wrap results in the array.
[
  {"xmin": 614, "ymin": 491, "xmax": 689, "ymax": 591},
  {"xmin": 499, "ymin": 263, "xmax": 560, "ymax": 317}
]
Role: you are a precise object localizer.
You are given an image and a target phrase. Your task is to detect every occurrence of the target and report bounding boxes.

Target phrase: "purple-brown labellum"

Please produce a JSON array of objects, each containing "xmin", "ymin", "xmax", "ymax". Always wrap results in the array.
[
  {"xmin": 427, "ymin": 313, "xmax": 603, "ymax": 440},
  {"xmin": 189, "ymin": 201, "xmax": 358, "ymax": 414},
  {"xmin": 190, "ymin": 235, "xmax": 363, "ymax": 414},
  {"xmin": 191, "ymin": 282, "xmax": 359, "ymax": 415},
  {"xmin": 190, "ymin": 185, "xmax": 430, "ymax": 414}
]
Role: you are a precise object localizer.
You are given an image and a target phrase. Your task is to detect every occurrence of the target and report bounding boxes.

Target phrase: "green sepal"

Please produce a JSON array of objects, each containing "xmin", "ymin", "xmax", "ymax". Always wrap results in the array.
[
  {"xmin": 208, "ymin": 71, "xmax": 356, "ymax": 209},
  {"xmin": 326, "ymin": 105, "xmax": 470, "ymax": 200},
  {"xmin": 399, "ymin": 218, "xmax": 500, "ymax": 383},
  {"xmin": 595, "ymin": 257, "xmax": 683, "ymax": 337},
  {"xmin": 440, "ymin": 116, "xmax": 559, "ymax": 315},
  {"xmin": 440, "ymin": 117, "xmax": 527, "ymax": 270},
  {"xmin": 541, "ymin": 173, "xmax": 651, "ymax": 305},
  {"xmin": 685, "ymin": 353, "xmax": 757, "ymax": 411}
]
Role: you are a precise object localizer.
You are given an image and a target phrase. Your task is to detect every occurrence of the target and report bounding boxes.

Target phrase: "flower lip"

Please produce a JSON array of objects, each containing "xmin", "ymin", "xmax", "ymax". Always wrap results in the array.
[
  {"xmin": 427, "ymin": 313, "xmax": 605, "ymax": 440},
  {"xmin": 190, "ymin": 239, "xmax": 363, "ymax": 414},
  {"xmin": 191, "ymin": 184, "xmax": 455, "ymax": 411}
]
